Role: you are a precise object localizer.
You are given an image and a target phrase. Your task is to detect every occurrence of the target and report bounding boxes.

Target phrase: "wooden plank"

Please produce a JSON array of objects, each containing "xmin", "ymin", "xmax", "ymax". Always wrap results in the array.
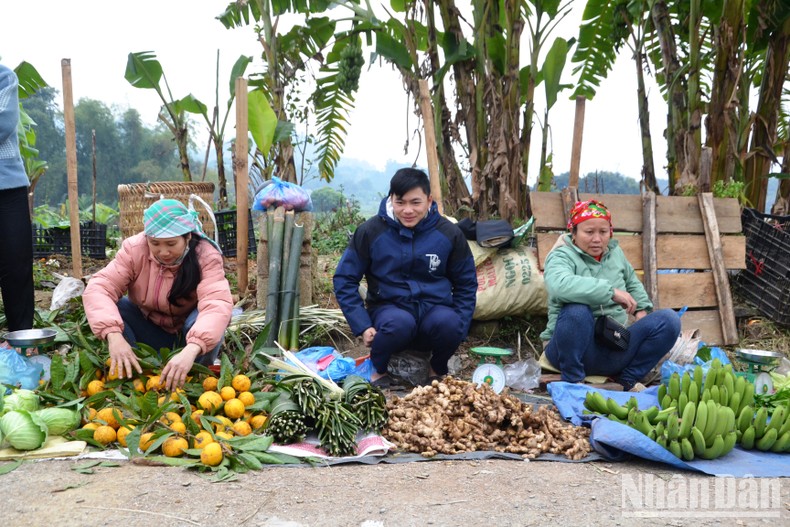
[
  {"xmin": 698, "ymin": 193, "xmax": 739, "ymax": 345},
  {"xmin": 681, "ymin": 310, "xmax": 725, "ymax": 346},
  {"xmin": 561, "ymin": 187, "xmax": 579, "ymax": 226},
  {"xmin": 655, "ymin": 273, "xmax": 718, "ymax": 309},
  {"xmin": 536, "ymin": 232, "xmax": 745, "ymax": 271},
  {"xmin": 569, "ymin": 96, "xmax": 585, "ymax": 188},
  {"xmin": 642, "ymin": 192, "xmax": 658, "ymax": 304},
  {"xmin": 530, "ymin": 192, "xmax": 742, "ymax": 233}
]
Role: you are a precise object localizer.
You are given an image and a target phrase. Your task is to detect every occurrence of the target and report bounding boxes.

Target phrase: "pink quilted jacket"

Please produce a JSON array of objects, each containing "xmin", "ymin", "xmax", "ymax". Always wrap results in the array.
[{"xmin": 83, "ymin": 233, "xmax": 232, "ymax": 354}]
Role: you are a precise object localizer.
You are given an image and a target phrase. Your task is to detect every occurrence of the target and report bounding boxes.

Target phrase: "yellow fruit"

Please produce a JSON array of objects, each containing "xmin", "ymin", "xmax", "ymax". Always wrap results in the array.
[
  {"xmin": 83, "ymin": 407, "xmax": 98, "ymax": 424},
  {"xmin": 220, "ymin": 386, "xmax": 236, "ymax": 401},
  {"xmin": 86, "ymin": 379, "xmax": 105, "ymax": 396},
  {"xmin": 215, "ymin": 431, "xmax": 234, "ymax": 442},
  {"xmin": 96, "ymin": 407, "xmax": 121, "ymax": 430},
  {"xmin": 237, "ymin": 391, "xmax": 255, "ymax": 407},
  {"xmin": 224, "ymin": 398, "xmax": 245, "ymax": 419},
  {"xmin": 162, "ymin": 436, "xmax": 188, "ymax": 457},
  {"xmin": 117, "ymin": 425, "xmax": 135, "ymax": 447},
  {"xmin": 200, "ymin": 441, "xmax": 223, "ymax": 466},
  {"xmin": 146, "ymin": 375, "xmax": 164, "ymax": 392},
  {"xmin": 132, "ymin": 378, "xmax": 146, "ymax": 393},
  {"xmin": 106, "ymin": 368, "xmax": 120, "ymax": 381},
  {"xmin": 232, "ymin": 420, "xmax": 252, "ymax": 437},
  {"xmin": 198, "ymin": 391, "xmax": 223, "ymax": 412},
  {"xmin": 169, "ymin": 390, "xmax": 184, "ymax": 402},
  {"xmin": 231, "ymin": 374, "xmax": 251, "ymax": 392},
  {"xmin": 194, "ymin": 431, "xmax": 214, "ymax": 449},
  {"xmin": 249, "ymin": 414, "xmax": 268, "ymax": 430},
  {"xmin": 214, "ymin": 415, "xmax": 233, "ymax": 432},
  {"xmin": 191, "ymin": 409, "xmax": 205, "ymax": 424},
  {"xmin": 139, "ymin": 432, "xmax": 155, "ymax": 452},
  {"xmin": 169, "ymin": 421, "xmax": 187, "ymax": 434},
  {"xmin": 82, "ymin": 422, "xmax": 100, "ymax": 431},
  {"xmin": 93, "ymin": 425, "xmax": 117, "ymax": 445},
  {"xmin": 161, "ymin": 412, "xmax": 182, "ymax": 425},
  {"xmin": 202, "ymin": 376, "xmax": 219, "ymax": 391}
]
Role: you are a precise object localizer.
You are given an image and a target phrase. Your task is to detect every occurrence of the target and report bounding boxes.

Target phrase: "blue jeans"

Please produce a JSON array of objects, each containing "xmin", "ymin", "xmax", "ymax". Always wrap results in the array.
[
  {"xmin": 369, "ymin": 304, "xmax": 465, "ymax": 376},
  {"xmin": 545, "ymin": 303, "xmax": 681, "ymax": 386},
  {"xmin": 116, "ymin": 297, "xmax": 221, "ymax": 366}
]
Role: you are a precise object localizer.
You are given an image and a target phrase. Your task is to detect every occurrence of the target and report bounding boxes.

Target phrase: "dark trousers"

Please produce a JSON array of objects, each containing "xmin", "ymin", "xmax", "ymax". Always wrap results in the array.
[
  {"xmin": 117, "ymin": 297, "xmax": 221, "ymax": 366},
  {"xmin": 369, "ymin": 304, "xmax": 465, "ymax": 376},
  {"xmin": 0, "ymin": 186, "xmax": 33, "ymax": 331},
  {"xmin": 545, "ymin": 303, "xmax": 681, "ymax": 386}
]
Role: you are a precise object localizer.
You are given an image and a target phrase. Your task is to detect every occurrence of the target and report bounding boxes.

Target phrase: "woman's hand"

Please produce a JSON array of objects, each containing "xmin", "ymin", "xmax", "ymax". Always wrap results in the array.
[
  {"xmin": 161, "ymin": 344, "xmax": 202, "ymax": 391},
  {"xmin": 107, "ymin": 332, "xmax": 142, "ymax": 379},
  {"xmin": 612, "ymin": 288, "xmax": 638, "ymax": 315},
  {"xmin": 634, "ymin": 310, "xmax": 647, "ymax": 321},
  {"xmin": 362, "ymin": 327, "xmax": 376, "ymax": 347}
]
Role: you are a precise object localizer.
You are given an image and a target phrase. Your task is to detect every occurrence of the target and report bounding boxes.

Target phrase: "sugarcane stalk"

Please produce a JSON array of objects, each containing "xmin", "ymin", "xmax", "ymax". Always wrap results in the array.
[
  {"xmin": 265, "ymin": 206, "xmax": 286, "ymax": 347},
  {"xmin": 278, "ymin": 223, "xmax": 304, "ymax": 348}
]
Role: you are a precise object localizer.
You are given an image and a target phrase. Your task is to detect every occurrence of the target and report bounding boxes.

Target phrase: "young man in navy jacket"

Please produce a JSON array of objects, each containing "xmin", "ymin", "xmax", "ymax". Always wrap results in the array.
[{"xmin": 333, "ymin": 168, "xmax": 477, "ymax": 387}]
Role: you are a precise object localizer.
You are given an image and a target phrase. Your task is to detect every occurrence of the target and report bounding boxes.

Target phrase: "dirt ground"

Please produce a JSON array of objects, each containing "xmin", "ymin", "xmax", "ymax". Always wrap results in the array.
[
  {"xmin": 11, "ymin": 256, "xmax": 788, "ymax": 526},
  {"xmin": 3, "ymin": 455, "xmax": 788, "ymax": 526}
]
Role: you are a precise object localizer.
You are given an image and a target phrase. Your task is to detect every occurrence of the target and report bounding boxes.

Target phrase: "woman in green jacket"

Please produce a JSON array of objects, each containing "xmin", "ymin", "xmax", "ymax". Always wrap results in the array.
[{"xmin": 541, "ymin": 200, "xmax": 681, "ymax": 391}]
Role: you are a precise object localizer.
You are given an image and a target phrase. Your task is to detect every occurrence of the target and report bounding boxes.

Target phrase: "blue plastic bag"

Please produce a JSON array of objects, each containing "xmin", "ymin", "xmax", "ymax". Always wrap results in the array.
[
  {"xmin": 292, "ymin": 346, "xmax": 361, "ymax": 382},
  {"xmin": 252, "ymin": 177, "xmax": 313, "ymax": 212},
  {"xmin": 0, "ymin": 346, "xmax": 44, "ymax": 391},
  {"xmin": 660, "ymin": 343, "xmax": 731, "ymax": 385}
]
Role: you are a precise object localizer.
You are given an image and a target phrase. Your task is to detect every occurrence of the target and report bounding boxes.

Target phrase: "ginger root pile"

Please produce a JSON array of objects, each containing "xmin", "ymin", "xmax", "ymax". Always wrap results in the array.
[{"xmin": 382, "ymin": 377, "xmax": 591, "ymax": 460}]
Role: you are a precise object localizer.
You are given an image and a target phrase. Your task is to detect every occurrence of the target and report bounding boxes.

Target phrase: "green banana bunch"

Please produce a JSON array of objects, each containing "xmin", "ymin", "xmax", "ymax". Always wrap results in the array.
[{"xmin": 734, "ymin": 402, "xmax": 790, "ymax": 452}]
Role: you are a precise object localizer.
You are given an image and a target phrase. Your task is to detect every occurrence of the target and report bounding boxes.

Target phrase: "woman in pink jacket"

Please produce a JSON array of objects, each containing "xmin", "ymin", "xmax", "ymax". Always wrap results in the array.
[{"xmin": 84, "ymin": 198, "xmax": 233, "ymax": 390}]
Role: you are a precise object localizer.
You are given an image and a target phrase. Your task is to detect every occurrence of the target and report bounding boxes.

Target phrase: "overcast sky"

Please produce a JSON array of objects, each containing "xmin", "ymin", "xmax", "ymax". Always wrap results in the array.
[{"xmin": 0, "ymin": 0, "xmax": 668, "ymax": 186}]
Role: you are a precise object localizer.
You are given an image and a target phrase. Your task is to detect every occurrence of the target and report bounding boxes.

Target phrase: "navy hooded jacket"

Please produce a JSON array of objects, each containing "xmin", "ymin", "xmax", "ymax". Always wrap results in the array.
[{"xmin": 333, "ymin": 197, "xmax": 477, "ymax": 337}]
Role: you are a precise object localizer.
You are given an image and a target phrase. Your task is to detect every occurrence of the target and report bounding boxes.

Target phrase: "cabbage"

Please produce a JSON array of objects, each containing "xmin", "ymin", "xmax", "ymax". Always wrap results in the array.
[
  {"xmin": 0, "ymin": 410, "xmax": 47, "ymax": 450},
  {"xmin": 33, "ymin": 408, "xmax": 80, "ymax": 436},
  {"xmin": 2, "ymin": 389, "xmax": 40, "ymax": 415}
]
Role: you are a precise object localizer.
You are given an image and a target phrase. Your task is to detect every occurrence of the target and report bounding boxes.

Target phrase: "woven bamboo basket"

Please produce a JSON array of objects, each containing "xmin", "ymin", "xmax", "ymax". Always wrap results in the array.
[{"xmin": 118, "ymin": 182, "xmax": 216, "ymax": 239}]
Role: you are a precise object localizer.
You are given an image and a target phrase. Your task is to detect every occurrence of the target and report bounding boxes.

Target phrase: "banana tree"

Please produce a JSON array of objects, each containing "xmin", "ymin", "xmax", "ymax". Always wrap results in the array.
[
  {"xmin": 14, "ymin": 61, "xmax": 49, "ymax": 214},
  {"xmin": 125, "ymin": 51, "xmax": 203, "ymax": 182},
  {"xmin": 572, "ymin": 0, "xmax": 659, "ymax": 193},
  {"xmin": 218, "ymin": 0, "xmax": 356, "ymax": 184},
  {"xmin": 194, "ymin": 52, "xmax": 252, "ymax": 209},
  {"xmin": 536, "ymin": 37, "xmax": 573, "ymax": 192}
]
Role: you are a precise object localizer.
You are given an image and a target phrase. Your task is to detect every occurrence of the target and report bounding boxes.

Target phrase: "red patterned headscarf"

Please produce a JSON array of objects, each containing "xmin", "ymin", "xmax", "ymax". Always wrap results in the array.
[{"xmin": 567, "ymin": 199, "xmax": 612, "ymax": 230}]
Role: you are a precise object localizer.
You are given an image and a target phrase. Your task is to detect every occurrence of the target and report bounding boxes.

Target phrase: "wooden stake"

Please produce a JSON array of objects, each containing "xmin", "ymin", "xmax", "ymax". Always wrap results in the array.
[
  {"xmin": 61, "ymin": 59, "xmax": 82, "ymax": 278},
  {"xmin": 641, "ymin": 191, "xmax": 658, "ymax": 305},
  {"xmin": 569, "ymin": 96, "xmax": 586, "ymax": 188},
  {"xmin": 698, "ymin": 193, "xmax": 738, "ymax": 344},
  {"xmin": 418, "ymin": 79, "xmax": 443, "ymax": 214},
  {"xmin": 234, "ymin": 77, "xmax": 249, "ymax": 295}
]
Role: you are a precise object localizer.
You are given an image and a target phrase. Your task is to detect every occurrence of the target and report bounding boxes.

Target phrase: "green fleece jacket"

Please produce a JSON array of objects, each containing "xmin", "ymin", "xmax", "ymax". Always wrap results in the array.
[{"xmin": 539, "ymin": 233, "xmax": 653, "ymax": 341}]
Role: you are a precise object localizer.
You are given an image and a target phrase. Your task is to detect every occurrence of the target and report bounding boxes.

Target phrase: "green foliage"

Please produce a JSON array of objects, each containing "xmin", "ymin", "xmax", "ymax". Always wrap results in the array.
[
  {"xmin": 712, "ymin": 180, "xmax": 746, "ymax": 200},
  {"xmin": 538, "ymin": 171, "xmax": 643, "ymax": 194},
  {"xmin": 312, "ymin": 190, "xmax": 366, "ymax": 255},
  {"xmin": 311, "ymin": 186, "xmax": 345, "ymax": 213}
]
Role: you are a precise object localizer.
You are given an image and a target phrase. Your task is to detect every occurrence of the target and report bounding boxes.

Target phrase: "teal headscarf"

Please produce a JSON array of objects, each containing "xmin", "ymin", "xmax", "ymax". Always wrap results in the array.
[{"xmin": 143, "ymin": 197, "xmax": 220, "ymax": 253}]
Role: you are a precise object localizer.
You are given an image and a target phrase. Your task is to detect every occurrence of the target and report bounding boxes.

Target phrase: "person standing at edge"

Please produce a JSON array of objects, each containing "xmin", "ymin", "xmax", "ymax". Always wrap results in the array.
[
  {"xmin": 333, "ymin": 168, "xmax": 478, "ymax": 388},
  {"xmin": 0, "ymin": 63, "xmax": 34, "ymax": 332}
]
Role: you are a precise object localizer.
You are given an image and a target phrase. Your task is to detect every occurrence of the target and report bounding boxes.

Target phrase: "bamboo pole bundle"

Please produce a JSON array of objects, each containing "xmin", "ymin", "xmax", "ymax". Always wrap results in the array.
[
  {"xmin": 278, "ymin": 223, "xmax": 304, "ymax": 349},
  {"xmin": 264, "ymin": 206, "xmax": 285, "ymax": 347}
]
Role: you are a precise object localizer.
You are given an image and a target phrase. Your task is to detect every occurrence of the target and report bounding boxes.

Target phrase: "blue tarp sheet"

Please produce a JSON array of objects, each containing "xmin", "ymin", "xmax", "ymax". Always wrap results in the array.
[{"xmin": 548, "ymin": 381, "xmax": 790, "ymax": 477}]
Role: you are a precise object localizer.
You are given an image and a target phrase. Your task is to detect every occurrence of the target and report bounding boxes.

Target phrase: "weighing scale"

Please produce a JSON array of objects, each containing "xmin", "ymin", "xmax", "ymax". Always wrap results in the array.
[
  {"xmin": 469, "ymin": 346, "xmax": 512, "ymax": 394},
  {"xmin": 3, "ymin": 328, "xmax": 57, "ymax": 354},
  {"xmin": 734, "ymin": 348, "xmax": 784, "ymax": 395}
]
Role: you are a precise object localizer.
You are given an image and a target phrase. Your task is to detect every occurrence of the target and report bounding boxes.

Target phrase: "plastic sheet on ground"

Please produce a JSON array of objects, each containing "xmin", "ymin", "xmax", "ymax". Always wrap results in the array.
[{"xmin": 547, "ymin": 381, "xmax": 790, "ymax": 477}]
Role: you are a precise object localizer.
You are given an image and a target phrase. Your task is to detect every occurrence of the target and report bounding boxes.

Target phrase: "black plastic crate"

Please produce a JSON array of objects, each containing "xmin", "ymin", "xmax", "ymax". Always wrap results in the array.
[
  {"xmin": 215, "ymin": 209, "xmax": 256, "ymax": 257},
  {"xmin": 734, "ymin": 208, "xmax": 790, "ymax": 327},
  {"xmin": 32, "ymin": 221, "xmax": 107, "ymax": 260}
]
